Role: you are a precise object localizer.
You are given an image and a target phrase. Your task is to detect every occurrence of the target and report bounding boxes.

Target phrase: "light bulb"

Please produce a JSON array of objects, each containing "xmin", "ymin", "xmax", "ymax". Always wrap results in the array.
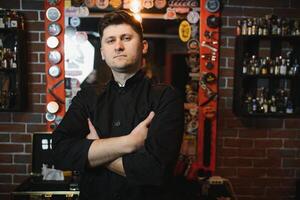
[{"xmin": 130, "ymin": 0, "xmax": 142, "ymax": 13}]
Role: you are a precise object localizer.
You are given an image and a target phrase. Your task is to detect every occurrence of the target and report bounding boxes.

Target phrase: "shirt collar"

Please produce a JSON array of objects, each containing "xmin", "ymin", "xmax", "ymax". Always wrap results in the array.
[{"xmin": 109, "ymin": 69, "xmax": 145, "ymax": 89}]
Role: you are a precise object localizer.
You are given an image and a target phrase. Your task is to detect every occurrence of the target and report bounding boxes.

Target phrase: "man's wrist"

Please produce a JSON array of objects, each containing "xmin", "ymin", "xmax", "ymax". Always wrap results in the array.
[{"xmin": 122, "ymin": 134, "xmax": 135, "ymax": 153}]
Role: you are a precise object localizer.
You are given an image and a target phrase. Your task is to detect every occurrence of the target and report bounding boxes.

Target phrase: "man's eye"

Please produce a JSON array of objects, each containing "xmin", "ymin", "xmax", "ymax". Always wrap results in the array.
[
  {"xmin": 106, "ymin": 39, "xmax": 114, "ymax": 44},
  {"xmin": 123, "ymin": 36, "xmax": 131, "ymax": 41}
]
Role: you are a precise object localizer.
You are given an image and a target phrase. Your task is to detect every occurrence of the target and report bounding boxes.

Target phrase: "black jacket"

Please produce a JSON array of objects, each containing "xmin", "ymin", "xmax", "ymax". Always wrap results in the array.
[{"xmin": 52, "ymin": 70, "xmax": 184, "ymax": 200}]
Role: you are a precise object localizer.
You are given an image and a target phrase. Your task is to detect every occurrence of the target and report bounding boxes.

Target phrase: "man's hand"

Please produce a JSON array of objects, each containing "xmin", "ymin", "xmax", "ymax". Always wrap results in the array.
[
  {"xmin": 128, "ymin": 111, "xmax": 155, "ymax": 151},
  {"xmin": 86, "ymin": 112, "xmax": 154, "ymax": 168},
  {"xmin": 86, "ymin": 119, "xmax": 99, "ymax": 140}
]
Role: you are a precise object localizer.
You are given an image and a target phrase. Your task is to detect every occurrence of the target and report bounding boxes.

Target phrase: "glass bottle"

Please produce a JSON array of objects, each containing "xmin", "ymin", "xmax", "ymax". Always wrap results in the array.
[
  {"xmin": 252, "ymin": 98, "xmax": 257, "ymax": 113},
  {"xmin": 263, "ymin": 98, "xmax": 268, "ymax": 113},
  {"xmin": 274, "ymin": 57, "xmax": 280, "ymax": 75},
  {"xmin": 271, "ymin": 15, "xmax": 278, "ymax": 35},
  {"xmin": 5, "ymin": 10, "xmax": 11, "ymax": 28},
  {"xmin": 293, "ymin": 58, "xmax": 300, "ymax": 75},
  {"xmin": 280, "ymin": 58, "xmax": 287, "ymax": 76},
  {"xmin": 258, "ymin": 18, "xmax": 263, "ymax": 36},
  {"xmin": 242, "ymin": 59, "xmax": 248, "ymax": 74},
  {"xmin": 286, "ymin": 99, "xmax": 293, "ymax": 114},
  {"xmin": 261, "ymin": 58, "xmax": 268, "ymax": 75},
  {"xmin": 2, "ymin": 48, "xmax": 8, "ymax": 68},
  {"xmin": 270, "ymin": 96, "xmax": 277, "ymax": 113},
  {"xmin": 251, "ymin": 18, "xmax": 257, "ymax": 35},
  {"xmin": 242, "ymin": 19, "xmax": 248, "ymax": 35},
  {"xmin": 247, "ymin": 18, "xmax": 252, "ymax": 35},
  {"xmin": 277, "ymin": 18, "xmax": 282, "ymax": 36},
  {"xmin": 0, "ymin": 10, "xmax": 5, "ymax": 28},
  {"xmin": 236, "ymin": 19, "xmax": 241, "ymax": 36},
  {"xmin": 269, "ymin": 58, "xmax": 274, "ymax": 75}
]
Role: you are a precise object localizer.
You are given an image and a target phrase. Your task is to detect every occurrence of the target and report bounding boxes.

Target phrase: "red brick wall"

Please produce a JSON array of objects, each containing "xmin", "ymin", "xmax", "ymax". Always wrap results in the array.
[
  {"xmin": 0, "ymin": 0, "xmax": 299, "ymax": 200},
  {"xmin": 0, "ymin": 0, "xmax": 47, "ymax": 199},
  {"xmin": 217, "ymin": 0, "xmax": 300, "ymax": 200}
]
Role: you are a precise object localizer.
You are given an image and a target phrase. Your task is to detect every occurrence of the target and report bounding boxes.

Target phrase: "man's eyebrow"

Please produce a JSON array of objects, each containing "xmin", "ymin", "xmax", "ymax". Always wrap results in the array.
[{"xmin": 104, "ymin": 36, "xmax": 115, "ymax": 40}]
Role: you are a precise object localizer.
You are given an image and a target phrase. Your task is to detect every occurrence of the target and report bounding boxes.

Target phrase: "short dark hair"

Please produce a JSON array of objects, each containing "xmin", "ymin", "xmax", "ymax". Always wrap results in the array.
[{"xmin": 98, "ymin": 10, "xmax": 143, "ymax": 42}]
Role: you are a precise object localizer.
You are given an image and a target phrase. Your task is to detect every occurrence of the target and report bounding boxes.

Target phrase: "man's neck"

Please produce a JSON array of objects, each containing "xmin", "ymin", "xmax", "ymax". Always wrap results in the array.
[{"xmin": 111, "ymin": 69, "xmax": 139, "ymax": 87}]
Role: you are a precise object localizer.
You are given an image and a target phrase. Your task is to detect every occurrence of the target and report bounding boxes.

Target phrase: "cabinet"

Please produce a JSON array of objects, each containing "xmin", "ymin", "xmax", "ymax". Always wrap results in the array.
[
  {"xmin": 233, "ymin": 35, "xmax": 300, "ymax": 117},
  {"xmin": 0, "ymin": 29, "xmax": 26, "ymax": 111}
]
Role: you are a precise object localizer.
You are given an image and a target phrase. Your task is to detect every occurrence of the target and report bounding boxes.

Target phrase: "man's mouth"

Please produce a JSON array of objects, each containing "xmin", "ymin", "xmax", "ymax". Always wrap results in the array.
[{"xmin": 113, "ymin": 55, "xmax": 127, "ymax": 58}]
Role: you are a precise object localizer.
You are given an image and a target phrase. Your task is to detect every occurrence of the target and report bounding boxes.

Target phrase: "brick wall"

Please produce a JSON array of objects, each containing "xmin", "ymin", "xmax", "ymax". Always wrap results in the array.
[
  {"xmin": 217, "ymin": 0, "xmax": 300, "ymax": 199},
  {"xmin": 0, "ymin": 0, "xmax": 46, "ymax": 199},
  {"xmin": 0, "ymin": 0, "xmax": 299, "ymax": 200}
]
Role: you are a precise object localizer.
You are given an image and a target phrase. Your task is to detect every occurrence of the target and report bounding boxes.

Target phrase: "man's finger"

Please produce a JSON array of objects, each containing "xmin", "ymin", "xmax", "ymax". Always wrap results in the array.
[
  {"xmin": 88, "ymin": 118, "xmax": 97, "ymax": 134},
  {"xmin": 143, "ymin": 111, "xmax": 155, "ymax": 126}
]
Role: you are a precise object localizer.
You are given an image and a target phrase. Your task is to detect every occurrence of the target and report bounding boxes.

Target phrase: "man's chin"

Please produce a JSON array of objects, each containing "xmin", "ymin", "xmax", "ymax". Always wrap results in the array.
[{"xmin": 111, "ymin": 65, "xmax": 137, "ymax": 73}]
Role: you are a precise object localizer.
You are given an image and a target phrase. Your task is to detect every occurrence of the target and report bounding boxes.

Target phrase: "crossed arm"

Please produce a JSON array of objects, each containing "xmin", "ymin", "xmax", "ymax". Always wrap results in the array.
[{"xmin": 86, "ymin": 112, "xmax": 155, "ymax": 176}]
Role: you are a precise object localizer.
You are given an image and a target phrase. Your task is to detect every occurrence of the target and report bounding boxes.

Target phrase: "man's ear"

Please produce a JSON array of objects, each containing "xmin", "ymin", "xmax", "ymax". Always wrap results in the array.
[
  {"xmin": 100, "ymin": 49, "xmax": 105, "ymax": 60},
  {"xmin": 142, "ymin": 40, "xmax": 148, "ymax": 55}
]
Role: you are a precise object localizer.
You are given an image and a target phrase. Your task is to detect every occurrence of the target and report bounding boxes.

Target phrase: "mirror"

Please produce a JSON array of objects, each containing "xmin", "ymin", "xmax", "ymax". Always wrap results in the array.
[{"xmin": 63, "ymin": 11, "xmax": 191, "ymax": 107}]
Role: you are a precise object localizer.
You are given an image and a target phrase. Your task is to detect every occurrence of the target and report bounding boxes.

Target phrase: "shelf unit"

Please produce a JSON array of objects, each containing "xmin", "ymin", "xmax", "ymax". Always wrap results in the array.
[
  {"xmin": 233, "ymin": 35, "xmax": 300, "ymax": 117},
  {"xmin": 0, "ymin": 29, "xmax": 26, "ymax": 111}
]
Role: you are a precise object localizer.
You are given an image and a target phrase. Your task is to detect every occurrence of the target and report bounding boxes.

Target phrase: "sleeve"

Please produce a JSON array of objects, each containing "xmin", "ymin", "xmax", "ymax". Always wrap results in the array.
[
  {"xmin": 52, "ymin": 89, "xmax": 94, "ymax": 172},
  {"xmin": 122, "ymin": 86, "xmax": 184, "ymax": 186}
]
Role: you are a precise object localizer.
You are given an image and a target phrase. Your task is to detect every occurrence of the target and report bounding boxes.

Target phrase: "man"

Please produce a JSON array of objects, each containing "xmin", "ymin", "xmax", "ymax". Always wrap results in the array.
[{"xmin": 52, "ymin": 10, "xmax": 184, "ymax": 200}]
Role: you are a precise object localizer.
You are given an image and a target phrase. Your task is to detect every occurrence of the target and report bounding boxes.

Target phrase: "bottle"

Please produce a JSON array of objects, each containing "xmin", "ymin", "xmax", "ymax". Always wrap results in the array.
[
  {"xmin": 6, "ymin": 48, "xmax": 13, "ymax": 68},
  {"xmin": 269, "ymin": 58, "xmax": 274, "ymax": 75},
  {"xmin": 271, "ymin": 15, "xmax": 278, "ymax": 35},
  {"xmin": 263, "ymin": 17, "xmax": 269, "ymax": 36},
  {"xmin": 286, "ymin": 99, "xmax": 293, "ymax": 114},
  {"xmin": 246, "ymin": 96, "xmax": 253, "ymax": 114},
  {"xmin": 247, "ymin": 18, "xmax": 253, "ymax": 35},
  {"xmin": 287, "ymin": 59, "xmax": 293, "ymax": 76},
  {"xmin": 280, "ymin": 58, "xmax": 287, "ymax": 75},
  {"xmin": 258, "ymin": 18, "xmax": 263, "ymax": 36},
  {"xmin": 252, "ymin": 98, "xmax": 257, "ymax": 113},
  {"xmin": 242, "ymin": 19, "xmax": 248, "ymax": 35},
  {"xmin": 236, "ymin": 19, "xmax": 241, "ymax": 35},
  {"xmin": 249, "ymin": 55, "xmax": 256, "ymax": 75},
  {"xmin": 277, "ymin": 90, "xmax": 285, "ymax": 113},
  {"xmin": 277, "ymin": 18, "xmax": 282, "ymax": 36},
  {"xmin": 5, "ymin": 10, "xmax": 11, "ymax": 28},
  {"xmin": 270, "ymin": 96, "xmax": 277, "ymax": 113},
  {"xmin": 11, "ymin": 40, "xmax": 17, "ymax": 68},
  {"xmin": 242, "ymin": 59, "xmax": 248, "ymax": 74},
  {"xmin": 251, "ymin": 18, "xmax": 257, "ymax": 35},
  {"xmin": 254, "ymin": 59, "xmax": 260, "ymax": 75},
  {"xmin": 257, "ymin": 97, "xmax": 263, "ymax": 113},
  {"xmin": 274, "ymin": 57, "xmax": 280, "ymax": 75},
  {"xmin": 2, "ymin": 48, "xmax": 8, "ymax": 68},
  {"xmin": 295, "ymin": 20, "xmax": 300, "ymax": 36},
  {"xmin": 0, "ymin": 10, "xmax": 5, "ymax": 28},
  {"xmin": 0, "ymin": 39, "xmax": 3, "ymax": 68},
  {"xmin": 263, "ymin": 98, "xmax": 268, "ymax": 113},
  {"xmin": 293, "ymin": 58, "xmax": 300, "ymax": 75},
  {"xmin": 261, "ymin": 58, "xmax": 268, "ymax": 75},
  {"xmin": 281, "ymin": 18, "xmax": 289, "ymax": 36}
]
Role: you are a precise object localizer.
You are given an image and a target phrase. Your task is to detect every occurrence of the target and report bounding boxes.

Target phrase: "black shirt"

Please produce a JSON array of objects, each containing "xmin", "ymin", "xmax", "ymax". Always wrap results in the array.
[{"xmin": 52, "ymin": 70, "xmax": 184, "ymax": 200}]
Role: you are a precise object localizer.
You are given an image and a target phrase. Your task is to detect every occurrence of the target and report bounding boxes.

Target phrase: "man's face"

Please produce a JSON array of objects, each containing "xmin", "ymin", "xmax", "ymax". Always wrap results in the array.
[{"xmin": 100, "ymin": 23, "xmax": 148, "ymax": 73}]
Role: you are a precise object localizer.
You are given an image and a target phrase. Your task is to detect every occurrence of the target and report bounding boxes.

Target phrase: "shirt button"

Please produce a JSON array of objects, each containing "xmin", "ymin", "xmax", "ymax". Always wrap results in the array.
[{"xmin": 113, "ymin": 120, "xmax": 121, "ymax": 127}]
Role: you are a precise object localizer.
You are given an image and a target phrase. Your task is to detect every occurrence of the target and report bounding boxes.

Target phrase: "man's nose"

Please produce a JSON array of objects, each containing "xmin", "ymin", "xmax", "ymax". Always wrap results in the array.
[{"xmin": 115, "ymin": 39, "xmax": 124, "ymax": 51}]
